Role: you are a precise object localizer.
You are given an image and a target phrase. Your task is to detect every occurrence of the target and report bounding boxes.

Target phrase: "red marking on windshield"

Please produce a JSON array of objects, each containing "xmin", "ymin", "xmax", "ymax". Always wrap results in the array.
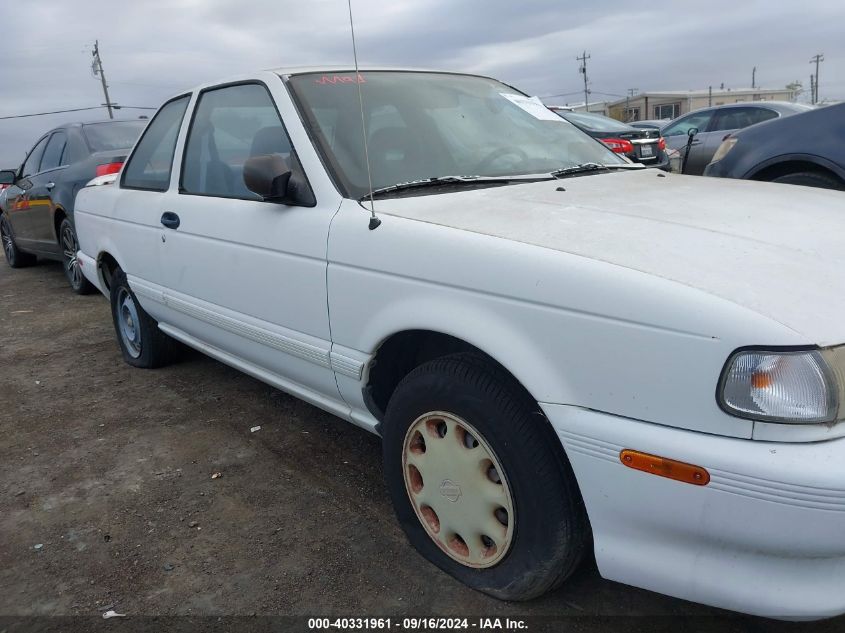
[{"xmin": 314, "ymin": 74, "xmax": 366, "ymax": 85}]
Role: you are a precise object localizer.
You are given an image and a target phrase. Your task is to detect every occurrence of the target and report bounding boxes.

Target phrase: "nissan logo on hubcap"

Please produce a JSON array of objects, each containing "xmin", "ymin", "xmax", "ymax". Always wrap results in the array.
[{"xmin": 439, "ymin": 479, "xmax": 462, "ymax": 502}]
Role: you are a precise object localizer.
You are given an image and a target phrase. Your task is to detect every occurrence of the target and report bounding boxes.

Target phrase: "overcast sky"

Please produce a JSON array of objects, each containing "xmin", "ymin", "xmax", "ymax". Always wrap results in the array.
[{"xmin": 0, "ymin": 0, "xmax": 842, "ymax": 166}]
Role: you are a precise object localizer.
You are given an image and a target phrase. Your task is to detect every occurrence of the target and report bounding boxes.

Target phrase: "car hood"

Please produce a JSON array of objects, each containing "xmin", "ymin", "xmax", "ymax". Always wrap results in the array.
[{"xmin": 376, "ymin": 169, "xmax": 845, "ymax": 344}]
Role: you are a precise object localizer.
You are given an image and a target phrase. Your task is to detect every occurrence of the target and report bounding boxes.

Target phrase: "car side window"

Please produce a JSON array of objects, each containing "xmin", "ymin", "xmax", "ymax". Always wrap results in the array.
[
  {"xmin": 747, "ymin": 107, "xmax": 779, "ymax": 125},
  {"xmin": 21, "ymin": 136, "xmax": 49, "ymax": 178},
  {"xmin": 122, "ymin": 95, "xmax": 190, "ymax": 191},
  {"xmin": 40, "ymin": 132, "xmax": 68, "ymax": 172},
  {"xmin": 181, "ymin": 83, "xmax": 292, "ymax": 200},
  {"xmin": 662, "ymin": 111, "xmax": 713, "ymax": 137}
]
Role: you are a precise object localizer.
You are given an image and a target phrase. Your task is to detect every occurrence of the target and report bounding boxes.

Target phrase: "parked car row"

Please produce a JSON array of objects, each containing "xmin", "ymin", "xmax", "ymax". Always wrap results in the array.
[{"xmin": 2, "ymin": 68, "xmax": 845, "ymax": 621}]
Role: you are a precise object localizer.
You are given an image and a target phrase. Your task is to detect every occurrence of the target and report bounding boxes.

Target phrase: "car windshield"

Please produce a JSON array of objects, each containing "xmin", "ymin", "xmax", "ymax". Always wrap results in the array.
[
  {"xmin": 82, "ymin": 121, "xmax": 146, "ymax": 152},
  {"xmin": 557, "ymin": 111, "xmax": 634, "ymax": 133},
  {"xmin": 287, "ymin": 71, "xmax": 625, "ymax": 198}
]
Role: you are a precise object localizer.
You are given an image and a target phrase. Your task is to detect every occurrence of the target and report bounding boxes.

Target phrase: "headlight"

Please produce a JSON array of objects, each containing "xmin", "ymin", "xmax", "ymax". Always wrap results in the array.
[
  {"xmin": 719, "ymin": 349, "xmax": 838, "ymax": 423},
  {"xmin": 710, "ymin": 137, "xmax": 738, "ymax": 163}
]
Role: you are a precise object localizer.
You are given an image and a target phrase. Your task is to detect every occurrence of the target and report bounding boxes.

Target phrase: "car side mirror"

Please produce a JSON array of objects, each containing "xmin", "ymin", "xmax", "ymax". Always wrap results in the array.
[
  {"xmin": 17, "ymin": 177, "xmax": 33, "ymax": 191},
  {"xmin": 687, "ymin": 127, "xmax": 699, "ymax": 139},
  {"xmin": 243, "ymin": 153, "xmax": 315, "ymax": 207},
  {"xmin": 0, "ymin": 169, "xmax": 16, "ymax": 186},
  {"xmin": 244, "ymin": 154, "xmax": 292, "ymax": 201}
]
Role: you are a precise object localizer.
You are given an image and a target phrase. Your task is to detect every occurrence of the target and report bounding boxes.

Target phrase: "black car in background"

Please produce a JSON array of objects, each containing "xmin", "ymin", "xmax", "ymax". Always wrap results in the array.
[
  {"xmin": 0, "ymin": 119, "xmax": 145, "ymax": 292},
  {"xmin": 704, "ymin": 103, "xmax": 845, "ymax": 190},
  {"xmin": 550, "ymin": 108, "xmax": 669, "ymax": 169}
]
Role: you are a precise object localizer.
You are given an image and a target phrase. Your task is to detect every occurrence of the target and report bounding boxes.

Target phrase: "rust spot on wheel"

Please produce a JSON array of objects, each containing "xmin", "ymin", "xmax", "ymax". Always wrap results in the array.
[
  {"xmin": 420, "ymin": 505, "xmax": 440, "ymax": 533},
  {"xmin": 408, "ymin": 464, "xmax": 424, "ymax": 494},
  {"xmin": 448, "ymin": 533, "xmax": 469, "ymax": 557}
]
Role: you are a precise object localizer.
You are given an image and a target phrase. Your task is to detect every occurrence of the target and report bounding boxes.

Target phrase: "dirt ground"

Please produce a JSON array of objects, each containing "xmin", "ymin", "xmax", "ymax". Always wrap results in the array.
[{"xmin": 0, "ymin": 261, "xmax": 841, "ymax": 632}]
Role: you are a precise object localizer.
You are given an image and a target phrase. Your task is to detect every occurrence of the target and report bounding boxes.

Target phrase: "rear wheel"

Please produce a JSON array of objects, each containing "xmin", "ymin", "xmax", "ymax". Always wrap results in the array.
[
  {"xmin": 382, "ymin": 353, "xmax": 589, "ymax": 601},
  {"xmin": 109, "ymin": 268, "xmax": 174, "ymax": 368},
  {"xmin": 769, "ymin": 171, "xmax": 844, "ymax": 190},
  {"xmin": 1, "ymin": 213, "xmax": 37, "ymax": 268},
  {"xmin": 59, "ymin": 218, "xmax": 94, "ymax": 294}
]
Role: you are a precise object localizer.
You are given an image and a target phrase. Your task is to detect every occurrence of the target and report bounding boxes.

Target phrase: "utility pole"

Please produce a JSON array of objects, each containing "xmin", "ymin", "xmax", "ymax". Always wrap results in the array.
[
  {"xmin": 752, "ymin": 66, "xmax": 756, "ymax": 89},
  {"xmin": 92, "ymin": 40, "xmax": 115, "ymax": 119},
  {"xmin": 577, "ymin": 51, "xmax": 590, "ymax": 111},
  {"xmin": 809, "ymin": 53, "xmax": 824, "ymax": 104},
  {"xmin": 810, "ymin": 74, "xmax": 816, "ymax": 105},
  {"xmin": 708, "ymin": 86, "xmax": 712, "ymax": 107},
  {"xmin": 625, "ymin": 88, "xmax": 637, "ymax": 122}
]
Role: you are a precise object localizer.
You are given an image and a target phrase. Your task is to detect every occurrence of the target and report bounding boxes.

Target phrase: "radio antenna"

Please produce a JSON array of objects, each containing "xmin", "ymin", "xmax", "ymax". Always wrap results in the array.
[{"xmin": 347, "ymin": 0, "xmax": 381, "ymax": 230}]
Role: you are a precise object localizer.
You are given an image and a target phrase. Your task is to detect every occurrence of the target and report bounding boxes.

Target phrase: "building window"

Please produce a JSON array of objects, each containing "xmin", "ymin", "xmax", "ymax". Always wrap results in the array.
[
  {"xmin": 654, "ymin": 102, "xmax": 680, "ymax": 119},
  {"xmin": 624, "ymin": 107, "xmax": 640, "ymax": 122}
]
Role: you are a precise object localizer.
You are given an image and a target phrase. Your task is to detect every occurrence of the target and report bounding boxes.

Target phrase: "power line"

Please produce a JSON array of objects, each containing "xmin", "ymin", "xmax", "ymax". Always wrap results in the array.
[
  {"xmin": 0, "ymin": 105, "xmax": 156, "ymax": 121},
  {"xmin": 0, "ymin": 106, "xmax": 104, "ymax": 120}
]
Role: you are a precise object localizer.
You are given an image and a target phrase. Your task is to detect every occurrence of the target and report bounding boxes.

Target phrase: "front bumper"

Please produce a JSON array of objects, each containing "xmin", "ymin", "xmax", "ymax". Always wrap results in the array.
[{"xmin": 543, "ymin": 403, "xmax": 845, "ymax": 620}]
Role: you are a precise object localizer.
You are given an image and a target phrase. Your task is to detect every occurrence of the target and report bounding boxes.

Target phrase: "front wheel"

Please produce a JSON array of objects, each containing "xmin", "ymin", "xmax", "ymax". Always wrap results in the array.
[
  {"xmin": 109, "ymin": 268, "xmax": 174, "ymax": 368},
  {"xmin": 59, "ymin": 218, "xmax": 94, "ymax": 294},
  {"xmin": 1, "ymin": 213, "xmax": 37, "ymax": 268},
  {"xmin": 382, "ymin": 353, "xmax": 589, "ymax": 601},
  {"xmin": 769, "ymin": 171, "xmax": 844, "ymax": 190}
]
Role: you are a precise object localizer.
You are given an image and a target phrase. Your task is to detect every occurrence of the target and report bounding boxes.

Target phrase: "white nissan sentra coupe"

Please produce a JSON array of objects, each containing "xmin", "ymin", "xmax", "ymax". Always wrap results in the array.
[{"xmin": 74, "ymin": 68, "xmax": 845, "ymax": 619}]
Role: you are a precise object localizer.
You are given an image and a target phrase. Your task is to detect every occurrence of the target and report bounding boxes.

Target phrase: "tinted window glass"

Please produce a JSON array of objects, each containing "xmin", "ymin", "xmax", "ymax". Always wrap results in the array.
[
  {"xmin": 122, "ymin": 96, "xmax": 190, "ymax": 191},
  {"xmin": 83, "ymin": 121, "xmax": 146, "ymax": 152},
  {"xmin": 710, "ymin": 107, "xmax": 779, "ymax": 132},
  {"xmin": 662, "ymin": 111, "xmax": 714, "ymax": 136},
  {"xmin": 40, "ymin": 132, "xmax": 68, "ymax": 171},
  {"xmin": 558, "ymin": 111, "xmax": 634, "ymax": 133},
  {"xmin": 22, "ymin": 136, "xmax": 49, "ymax": 177},
  {"xmin": 181, "ymin": 83, "xmax": 291, "ymax": 199}
]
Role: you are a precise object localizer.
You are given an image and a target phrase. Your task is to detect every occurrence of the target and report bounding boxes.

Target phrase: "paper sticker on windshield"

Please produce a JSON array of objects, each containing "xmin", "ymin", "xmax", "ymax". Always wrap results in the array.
[{"xmin": 499, "ymin": 93, "xmax": 562, "ymax": 121}]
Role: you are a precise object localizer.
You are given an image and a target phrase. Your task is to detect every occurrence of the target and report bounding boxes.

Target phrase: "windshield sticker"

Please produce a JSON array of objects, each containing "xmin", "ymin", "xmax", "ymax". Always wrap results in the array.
[
  {"xmin": 315, "ymin": 74, "xmax": 366, "ymax": 85},
  {"xmin": 499, "ymin": 93, "xmax": 562, "ymax": 121}
]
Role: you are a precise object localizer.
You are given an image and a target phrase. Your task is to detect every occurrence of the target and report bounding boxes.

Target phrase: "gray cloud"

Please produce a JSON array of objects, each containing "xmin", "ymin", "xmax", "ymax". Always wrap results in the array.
[{"xmin": 0, "ymin": 0, "xmax": 842, "ymax": 166}]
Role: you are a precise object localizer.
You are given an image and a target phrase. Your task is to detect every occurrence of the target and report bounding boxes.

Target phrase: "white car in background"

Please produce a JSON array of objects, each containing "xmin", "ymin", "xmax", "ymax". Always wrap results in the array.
[{"xmin": 74, "ymin": 67, "xmax": 845, "ymax": 620}]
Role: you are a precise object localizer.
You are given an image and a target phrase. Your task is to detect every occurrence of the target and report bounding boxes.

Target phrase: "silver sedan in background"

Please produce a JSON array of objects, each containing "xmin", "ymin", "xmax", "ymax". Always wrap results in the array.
[{"xmin": 661, "ymin": 102, "xmax": 812, "ymax": 174}]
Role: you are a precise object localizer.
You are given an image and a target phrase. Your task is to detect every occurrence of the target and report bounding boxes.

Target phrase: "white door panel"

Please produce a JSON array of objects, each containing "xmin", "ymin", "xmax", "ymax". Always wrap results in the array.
[{"xmin": 158, "ymin": 194, "xmax": 341, "ymax": 398}]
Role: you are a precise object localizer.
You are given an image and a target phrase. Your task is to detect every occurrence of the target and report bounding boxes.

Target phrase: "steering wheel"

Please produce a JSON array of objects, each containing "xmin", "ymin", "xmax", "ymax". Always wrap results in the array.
[{"xmin": 475, "ymin": 147, "xmax": 529, "ymax": 174}]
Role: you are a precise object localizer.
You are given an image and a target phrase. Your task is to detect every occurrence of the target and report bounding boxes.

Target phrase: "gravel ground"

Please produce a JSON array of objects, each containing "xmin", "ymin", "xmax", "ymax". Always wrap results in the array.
[{"xmin": 0, "ymin": 260, "xmax": 840, "ymax": 632}]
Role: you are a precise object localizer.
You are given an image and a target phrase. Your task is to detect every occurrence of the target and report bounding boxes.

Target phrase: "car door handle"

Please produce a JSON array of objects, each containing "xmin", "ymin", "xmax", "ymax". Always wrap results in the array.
[
  {"xmin": 160, "ymin": 212, "xmax": 180, "ymax": 229},
  {"xmin": 45, "ymin": 182, "xmax": 55, "ymax": 191},
  {"xmin": 689, "ymin": 139, "xmax": 702, "ymax": 146}
]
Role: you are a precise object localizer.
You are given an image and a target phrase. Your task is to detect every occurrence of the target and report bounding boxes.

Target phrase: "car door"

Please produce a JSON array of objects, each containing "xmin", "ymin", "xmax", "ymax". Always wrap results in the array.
[
  {"xmin": 661, "ymin": 110, "xmax": 716, "ymax": 174},
  {"xmin": 5, "ymin": 134, "xmax": 49, "ymax": 250},
  {"xmin": 158, "ymin": 81, "xmax": 340, "ymax": 401},
  {"xmin": 110, "ymin": 94, "xmax": 192, "ymax": 302},
  {"xmin": 25, "ymin": 130, "xmax": 69, "ymax": 253}
]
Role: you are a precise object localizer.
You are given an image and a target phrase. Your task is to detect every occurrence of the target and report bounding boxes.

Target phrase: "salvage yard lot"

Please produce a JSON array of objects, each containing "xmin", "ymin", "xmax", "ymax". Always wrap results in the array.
[{"xmin": 0, "ymin": 260, "xmax": 839, "ymax": 632}]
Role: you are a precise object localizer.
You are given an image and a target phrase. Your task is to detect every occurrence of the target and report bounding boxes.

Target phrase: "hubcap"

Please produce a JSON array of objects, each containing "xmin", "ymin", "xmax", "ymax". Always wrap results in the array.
[
  {"xmin": 402, "ymin": 411, "xmax": 515, "ymax": 568},
  {"xmin": 116, "ymin": 288, "xmax": 142, "ymax": 358},
  {"xmin": 1, "ymin": 219, "xmax": 14, "ymax": 263},
  {"xmin": 61, "ymin": 225, "xmax": 82, "ymax": 288}
]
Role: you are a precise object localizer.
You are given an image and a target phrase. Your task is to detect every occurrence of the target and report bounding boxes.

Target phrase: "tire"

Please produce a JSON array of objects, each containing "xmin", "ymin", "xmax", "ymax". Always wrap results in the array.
[
  {"xmin": 382, "ymin": 353, "xmax": 588, "ymax": 601},
  {"xmin": 1, "ymin": 213, "xmax": 37, "ymax": 268},
  {"xmin": 59, "ymin": 218, "xmax": 94, "ymax": 295},
  {"xmin": 769, "ymin": 171, "xmax": 844, "ymax": 190},
  {"xmin": 109, "ymin": 267, "xmax": 174, "ymax": 368}
]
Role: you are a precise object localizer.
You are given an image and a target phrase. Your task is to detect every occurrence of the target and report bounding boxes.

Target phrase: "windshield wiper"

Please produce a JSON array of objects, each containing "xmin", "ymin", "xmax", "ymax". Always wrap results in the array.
[
  {"xmin": 367, "ymin": 174, "xmax": 549, "ymax": 199},
  {"xmin": 550, "ymin": 162, "xmax": 644, "ymax": 179}
]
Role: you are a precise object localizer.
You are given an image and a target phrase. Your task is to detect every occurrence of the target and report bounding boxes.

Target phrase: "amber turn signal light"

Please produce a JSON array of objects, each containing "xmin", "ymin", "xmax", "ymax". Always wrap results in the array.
[{"xmin": 619, "ymin": 449, "xmax": 710, "ymax": 486}]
